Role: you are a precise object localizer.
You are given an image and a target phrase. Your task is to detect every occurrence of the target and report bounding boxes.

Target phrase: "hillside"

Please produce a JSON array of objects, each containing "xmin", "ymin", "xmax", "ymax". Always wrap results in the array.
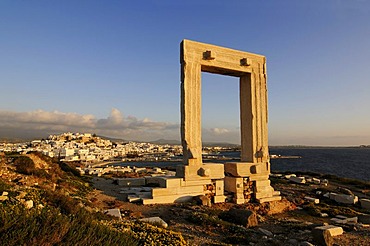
[
  {"xmin": 1, "ymin": 152, "xmax": 370, "ymax": 245},
  {"xmin": 0, "ymin": 152, "xmax": 186, "ymax": 246}
]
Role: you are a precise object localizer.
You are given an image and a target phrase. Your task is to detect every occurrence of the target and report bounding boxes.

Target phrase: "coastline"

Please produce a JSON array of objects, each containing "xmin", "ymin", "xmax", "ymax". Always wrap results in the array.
[{"xmin": 89, "ymin": 160, "xmax": 123, "ymax": 168}]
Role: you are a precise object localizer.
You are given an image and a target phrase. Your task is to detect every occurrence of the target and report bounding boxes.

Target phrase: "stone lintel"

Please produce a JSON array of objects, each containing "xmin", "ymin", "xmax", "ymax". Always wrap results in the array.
[{"xmin": 181, "ymin": 39, "xmax": 264, "ymax": 76}]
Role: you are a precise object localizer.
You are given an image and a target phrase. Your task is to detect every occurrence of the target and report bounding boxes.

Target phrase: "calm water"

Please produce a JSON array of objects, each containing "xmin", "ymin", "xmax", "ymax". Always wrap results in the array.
[
  {"xmin": 269, "ymin": 147, "xmax": 370, "ymax": 182},
  {"xmin": 115, "ymin": 147, "xmax": 370, "ymax": 182}
]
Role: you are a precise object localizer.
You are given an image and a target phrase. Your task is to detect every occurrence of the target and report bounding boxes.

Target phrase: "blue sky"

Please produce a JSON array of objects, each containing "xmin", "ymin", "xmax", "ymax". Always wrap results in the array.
[{"xmin": 0, "ymin": 0, "xmax": 370, "ymax": 145}]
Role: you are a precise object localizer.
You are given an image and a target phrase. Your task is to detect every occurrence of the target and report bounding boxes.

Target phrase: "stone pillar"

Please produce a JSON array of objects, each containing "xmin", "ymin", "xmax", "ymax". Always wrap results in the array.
[
  {"xmin": 240, "ymin": 74, "xmax": 255, "ymax": 163},
  {"xmin": 240, "ymin": 66, "xmax": 269, "ymax": 168},
  {"xmin": 181, "ymin": 61, "xmax": 203, "ymax": 167}
]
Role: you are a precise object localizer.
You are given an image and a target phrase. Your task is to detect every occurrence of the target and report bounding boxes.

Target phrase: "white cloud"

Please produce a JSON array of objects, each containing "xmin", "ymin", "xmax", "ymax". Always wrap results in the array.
[
  {"xmin": 0, "ymin": 109, "xmax": 242, "ymax": 143},
  {"xmin": 210, "ymin": 128, "xmax": 230, "ymax": 135},
  {"xmin": 202, "ymin": 128, "xmax": 239, "ymax": 144},
  {"xmin": 0, "ymin": 108, "xmax": 179, "ymax": 141}
]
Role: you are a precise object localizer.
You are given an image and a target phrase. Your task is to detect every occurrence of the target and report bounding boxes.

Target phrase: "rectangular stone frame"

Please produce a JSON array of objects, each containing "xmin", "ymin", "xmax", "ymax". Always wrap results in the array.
[{"xmin": 180, "ymin": 39, "xmax": 270, "ymax": 178}]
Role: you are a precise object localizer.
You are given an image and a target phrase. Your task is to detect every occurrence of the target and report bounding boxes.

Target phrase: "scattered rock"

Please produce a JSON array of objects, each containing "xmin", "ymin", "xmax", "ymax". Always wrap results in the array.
[
  {"xmin": 219, "ymin": 208, "xmax": 258, "ymax": 228},
  {"xmin": 300, "ymin": 241, "xmax": 314, "ymax": 246},
  {"xmin": 289, "ymin": 176, "xmax": 306, "ymax": 184},
  {"xmin": 285, "ymin": 174, "xmax": 296, "ymax": 179},
  {"xmin": 318, "ymin": 213, "xmax": 328, "ymax": 217},
  {"xmin": 316, "ymin": 225, "xmax": 343, "ymax": 236},
  {"xmin": 258, "ymin": 228, "xmax": 273, "ymax": 237},
  {"xmin": 312, "ymin": 227, "xmax": 333, "ymax": 246},
  {"xmin": 267, "ymin": 199, "xmax": 295, "ymax": 215},
  {"xmin": 104, "ymin": 208, "xmax": 122, "ymax": 220},
  {"xmin": 287, "ymin": 238, "xmax": 298, "ymax": 245},
  {"xmin": 360, "ymin": 198, "xmax": 370, "ymax": 210},
  {"xmin": 337, "ymin": 187, "xmax": 353, "ymax": 195},
  {"xmin": 24, "ymin": 200, "xmax": 33, "ymax": 209},
  {"xmin": 194, "ymin": 195, "xmax": 211, "ymax": 207},
  {"xmin": 312, "ymin": 178, "xmax": 321, "ymax": 184},
  {"xmin": 304, "ymin": 196, "xmax": 319, "ymax": 204},
  {"xmin": 140, "ymin": 216, "xmax": 168, "ymax": 228},
  {"xmin": 358, "ymin": 214, "xmax": 370, "ymax": 224},
  {"xmin": 329, "ymin": 192, "xmax": 358, "ymax": 204},
  {"xmin": 0, "ymin": 195, "xmax": 8, "ymax": 201},
  {"xmin": 330, "ymin": 216, "xmax": 357, "ymax": 225},
  {"xmin": 16, "ymin": 191, "xmax": 27, "ymax": 200}
]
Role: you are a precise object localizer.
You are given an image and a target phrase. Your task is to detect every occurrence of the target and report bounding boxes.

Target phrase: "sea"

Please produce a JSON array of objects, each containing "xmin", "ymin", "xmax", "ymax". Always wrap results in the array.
[{"xmin": 114, "ymin": 147, "xmax": 370, "ymax": 182}]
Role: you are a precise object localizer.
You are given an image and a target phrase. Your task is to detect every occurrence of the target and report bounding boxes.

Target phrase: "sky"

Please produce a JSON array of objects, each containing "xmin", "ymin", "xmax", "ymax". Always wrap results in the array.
[{"xmin": 0, "ymin": 0, "xmax": 370, "ymax": 146}]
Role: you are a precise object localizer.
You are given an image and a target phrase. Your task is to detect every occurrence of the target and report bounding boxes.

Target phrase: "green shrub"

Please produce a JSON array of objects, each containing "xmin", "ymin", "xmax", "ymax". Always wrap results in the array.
[
  {"xmin": 59, "ymin": 161, "xmax": 81, "ymax": 177},
  {"xmin": 43, "ymin": 190, "xmax": 81, "ymax": 215},
  {"xmin": 0, "ymin": 179, "xmax": 12, "ymax": 193},
  {"xmin": 14, "ymin": 156, "xmax": 36, "ymax": 175},
  {"xmin": 109, "ymin": 220, "xmax": 188, "ymax": 246},
  {"xmin": 0, "ymin": 204, "xmax": 137, "ymax": 246}
]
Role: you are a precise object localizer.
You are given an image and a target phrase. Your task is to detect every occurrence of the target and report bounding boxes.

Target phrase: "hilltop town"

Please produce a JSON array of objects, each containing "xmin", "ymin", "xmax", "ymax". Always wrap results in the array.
[
  {"xmin": 0, "ymin": 132, "xmax": 235, "ymax": 164},
  {"xmin": 0, "ymin": 132, "xmax": 183, "ymax": 163}
]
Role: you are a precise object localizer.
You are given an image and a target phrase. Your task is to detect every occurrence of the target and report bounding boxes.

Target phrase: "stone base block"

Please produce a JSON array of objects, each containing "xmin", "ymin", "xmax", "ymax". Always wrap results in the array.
[
  {"xmin": 180, "ymin": 179, "xmax": 212, "ymax": 187},
  {"xmin": 225, "ymin": 162, "xmax": 263, "ymax": 177},
  {"xmin": 224, "ymin": 176, "xmax": 244, "ymax": 194},
  {"xmin": 234, "ymin": 198, "xmax": 245, "ymax": 204},
  {"xmin": 151, "ymin": 185, "xmax": 204, "ymax": 196},
  {"xmin": 257, "ymin": 196, "xmax": 282, "ymax": 203},
  {"xmin": 249, "ymin": 174, "xmax": 270, "ymax": 181},
  {"xmin": 213, "ymin": 195, "xmax": 226, "ymax": 203},
  {"xmin": 255, "ymin": 180, "xmax": 271, "ymax": 187},
  {"xmin": 142, "ymin": 194, "xmax": 198, "ymax": 205},
  {"xmin": 214, "ymin": 179, "xmax": 224, "ymax": 196},
  {"xmin": 145, "ymin": 177, "xmax": 182, "ymax": 188},
  {"xmin": 273, "ymin": 190, "xmax": 281, "ymax": 196},
  {"xmin": 177, "ymin": 163, "xmax": 224, "ymax": 181},
  {"xmin": 255, "ymin": 184, "xmax": 274, "ymax": 193},
  {"xmin": 255, "ymin": 188, "xmax": 274, "ymax": 199}
]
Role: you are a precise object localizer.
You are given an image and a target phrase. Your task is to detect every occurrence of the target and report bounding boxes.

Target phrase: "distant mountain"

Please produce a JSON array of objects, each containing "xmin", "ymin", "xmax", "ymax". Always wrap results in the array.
[
  {"xmin": 0, "ymin": 129, "xmax": 50, "ymax": 143},
  {"xmin": 149, "ymin": 139, "xmax": 239, "ymax": 147},
  {"xmin": 203, "ymin": 142, "xmax": 240, "ymax": 147},
  {"xmin": 149, "ymin": 139, "xmax": 181, "ymax": 145},
  {"xmin": 97, "ymin": 135, "xmax": 127, "ymax": 143}
]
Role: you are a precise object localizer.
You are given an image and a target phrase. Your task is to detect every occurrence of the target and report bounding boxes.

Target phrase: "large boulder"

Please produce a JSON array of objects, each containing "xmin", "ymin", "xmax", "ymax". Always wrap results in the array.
[
  {"xmin": 193, "ymin": 195, "xmax": 211, "ymax": 207},
  {"xmin": 312, "ymin": 228, "xmax": 333, "ymax": 246},
  {"xmin": 219, "ymin": 208, "xmax": 258, "ymax": 228},
  {"xmin": 358, "ymin": 214, "xmax": 370, "ymax": 224}
]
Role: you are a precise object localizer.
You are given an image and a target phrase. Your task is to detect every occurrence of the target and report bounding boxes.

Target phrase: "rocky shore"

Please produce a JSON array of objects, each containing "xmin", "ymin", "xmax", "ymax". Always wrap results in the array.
[{"xmin": 91, "ymin": 172, "xmax": 370, "ymax": 246}]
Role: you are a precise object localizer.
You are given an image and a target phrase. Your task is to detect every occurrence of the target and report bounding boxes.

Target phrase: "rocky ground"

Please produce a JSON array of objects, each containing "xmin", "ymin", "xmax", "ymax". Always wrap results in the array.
[
  {"xmin": 1, "ymin": 152, "xmax": 370, "ymax": 245},
  {"xmin": 91, "ymin": 174, "xmax": 370, "ymax": 245}
]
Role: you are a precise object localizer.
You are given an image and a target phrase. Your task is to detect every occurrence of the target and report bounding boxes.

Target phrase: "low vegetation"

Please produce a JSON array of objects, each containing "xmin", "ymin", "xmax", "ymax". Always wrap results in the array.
[
  {"xmin": 0, "ymin": 152, "xmax": 190, "ymax": 246},
  {"xmin": 107, "ymin": 220, "xmax": 188, "ymax": 246},
  {"xmin": 0, "ymin": 204, "xmax": 137, "ymax": 246}
]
